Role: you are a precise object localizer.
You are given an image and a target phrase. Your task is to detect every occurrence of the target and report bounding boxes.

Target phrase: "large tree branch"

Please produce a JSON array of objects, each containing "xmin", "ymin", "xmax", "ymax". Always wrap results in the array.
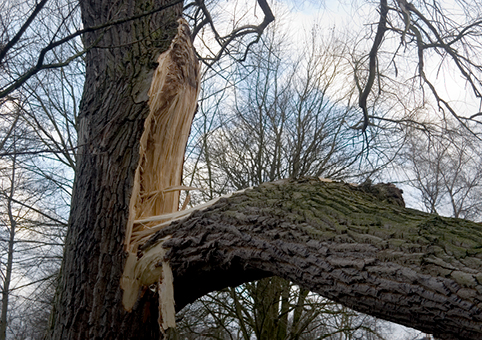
[{"xmin": 128, "ymin": 178, "xmax": 482, "ymax": 340}]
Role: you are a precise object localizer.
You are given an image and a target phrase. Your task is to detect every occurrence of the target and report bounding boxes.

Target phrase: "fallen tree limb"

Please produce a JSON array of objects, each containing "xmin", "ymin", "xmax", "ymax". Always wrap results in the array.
[{"xmin": 131, "ymin": 177, "xmax": 482, "ymax": 340}]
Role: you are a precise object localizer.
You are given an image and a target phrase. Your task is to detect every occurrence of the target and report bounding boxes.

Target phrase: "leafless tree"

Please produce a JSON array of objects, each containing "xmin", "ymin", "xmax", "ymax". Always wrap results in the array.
[
  {"xmin": 177, "ymin": 278, "xmax": 392, "ymax": 340},
  {"xmin": 186, "ymin": 17, "xmax": 367, "ymax": 200},
  {"xmin": 0, "ymin": 120, "xmax": 66, "ymax": 339},
  {"xmin": 0, "ymin": 3, "xmax": 82, "ymax": 333},
  {"xmin": 400, "ymin": 121, "xmax": 482, "ymax": 220}
]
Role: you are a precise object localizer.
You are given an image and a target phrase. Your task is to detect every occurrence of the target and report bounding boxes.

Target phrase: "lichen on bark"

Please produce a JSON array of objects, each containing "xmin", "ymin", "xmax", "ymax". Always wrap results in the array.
[{"xmin": 133, "ymin": 177, "xmax": 482, "ymax": 340}]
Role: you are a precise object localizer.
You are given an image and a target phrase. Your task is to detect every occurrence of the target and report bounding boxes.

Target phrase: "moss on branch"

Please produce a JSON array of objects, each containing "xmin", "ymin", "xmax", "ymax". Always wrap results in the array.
[{"xmin": 132, "ymin": 177, "xmax": 482, "ymax": 340}]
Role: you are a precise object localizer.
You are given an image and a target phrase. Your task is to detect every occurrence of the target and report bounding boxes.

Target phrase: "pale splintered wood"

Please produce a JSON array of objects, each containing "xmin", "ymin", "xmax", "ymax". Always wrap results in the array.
[
  {"xmin": 125, "ymin": 18, "xmax": 200, "ymax": 252},
  {"xmin": 131, "ymin": 188, "xmax": 252, "ymax": 245},
  {"xmin": 121, "ymin": 188, "xmax": 252, "ymax": 312},
  {"xmin": 121, "ymin": 18, "xmax": 200, "ymax": 330},
  {"xmin": 158, "ymin": 256, "xmax": 176, "ymax": 332}
]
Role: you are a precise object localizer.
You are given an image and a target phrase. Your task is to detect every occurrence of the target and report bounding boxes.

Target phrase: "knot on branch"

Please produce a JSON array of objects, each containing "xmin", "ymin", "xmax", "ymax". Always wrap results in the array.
[{"xmin": 357, "ymin": 180, "xmax": 405, "ymax": 207}]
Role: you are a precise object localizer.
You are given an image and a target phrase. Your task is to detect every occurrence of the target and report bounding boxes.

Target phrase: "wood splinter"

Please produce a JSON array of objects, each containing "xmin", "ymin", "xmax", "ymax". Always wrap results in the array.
[{"xmin": 120, "ymin": 17, "xmax": 200, "ymax": 333}]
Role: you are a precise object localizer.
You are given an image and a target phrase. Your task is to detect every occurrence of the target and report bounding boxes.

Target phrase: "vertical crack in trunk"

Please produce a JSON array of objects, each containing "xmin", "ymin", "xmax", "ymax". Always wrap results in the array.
[{"xmin": 120, "ymin": 18, "xmax": 200, "ymax": 332}]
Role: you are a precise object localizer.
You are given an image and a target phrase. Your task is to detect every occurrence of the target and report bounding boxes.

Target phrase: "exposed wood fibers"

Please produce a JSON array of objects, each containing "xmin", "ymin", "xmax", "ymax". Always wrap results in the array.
[{"xmin": 121, "ymin": 18, "xmax": 200, "ymax": 332}]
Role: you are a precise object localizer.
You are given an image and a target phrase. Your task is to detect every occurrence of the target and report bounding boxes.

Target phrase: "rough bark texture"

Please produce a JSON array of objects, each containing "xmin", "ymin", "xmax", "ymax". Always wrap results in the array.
[
  {"xmin": 139, "ymin": 178, "xmax": 482, "ymax": 340},
  {"xmin": 47, "ymin": 1, "xmax": 182, "ymax": 339}
]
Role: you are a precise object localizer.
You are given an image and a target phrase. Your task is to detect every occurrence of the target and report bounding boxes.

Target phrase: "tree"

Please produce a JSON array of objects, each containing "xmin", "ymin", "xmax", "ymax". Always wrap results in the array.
[
  {"xmin": 176, "ymin": 279, "xmax": 392, "ymax": 340},
  {"xmin": 401, "ymin": 124, "xmax": 482, "ymax": 220},
  {"xmin": 0, "ymin": 1, "xmax": 83, "ymax": 335},
  {"xmin": 1, "ymin": 0, "xmax": 481, "ymax": 339},
  {"xmin": 180, "ymin": 18, "xmax": 391, "ymax": 339},
  {"xmin": 0, "ymin": 26, "xmax": 80, "ymax": 339},
  {"xmin": 0, "ymin": 119, "xmax": 66, "ymax": 339}
]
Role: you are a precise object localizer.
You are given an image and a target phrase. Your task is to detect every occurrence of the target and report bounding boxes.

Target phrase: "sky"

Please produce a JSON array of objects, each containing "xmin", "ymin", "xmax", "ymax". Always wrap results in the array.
[
  {"xmin": 191, "ymin": 1, "xmax": 482, "ymax": 338},
  {"xmin": 200, "ymin": 0, "xmax": 480, "ymax": 120}
]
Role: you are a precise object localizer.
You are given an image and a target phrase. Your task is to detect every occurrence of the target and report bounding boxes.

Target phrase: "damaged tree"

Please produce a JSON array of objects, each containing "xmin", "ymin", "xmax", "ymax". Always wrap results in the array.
[
  {"xmin": 122, "ymin": 18, "xmax": 200, "ymax": 330},
  {"xmin": 134, "ymin": 177, "xmax": 482, "ymax": 340},
  {"xmin": 42, "ymin": 1, "xmax": 482, "ymax": 340}
]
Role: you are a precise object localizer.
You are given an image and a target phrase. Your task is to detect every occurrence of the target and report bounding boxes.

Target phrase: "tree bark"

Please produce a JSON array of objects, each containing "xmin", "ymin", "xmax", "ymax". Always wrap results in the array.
[
  {"xmin": 137, "ymin": 178, "xmax": 482, "ymax": 340},
  {"xmin": 47, "ymin": 1, "xmax": 183, "ymax": 339}
]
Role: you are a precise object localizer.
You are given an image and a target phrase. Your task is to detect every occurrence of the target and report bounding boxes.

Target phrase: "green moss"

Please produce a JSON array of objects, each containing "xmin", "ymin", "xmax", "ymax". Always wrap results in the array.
[
  {"xmin": 228, "ymin": 178, "xmax": 482, "ymax": 276},
  {"xmin": 466, "ymin": 248, "xmax": 482, "ymax": 257},
  {"xmin": 347, "ymin": 231, "xmax": 383, "ymax": 245}
]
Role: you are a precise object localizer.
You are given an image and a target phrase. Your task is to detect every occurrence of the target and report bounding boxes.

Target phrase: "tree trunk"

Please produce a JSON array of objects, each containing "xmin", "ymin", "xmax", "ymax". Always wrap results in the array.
[
  {"xmin": 47, "ymin": 1, "xmax": 482, "ymax": 338},
  {"xmin": 136, "ymin": 178, "xmax": 482, "ymax": 340},
  {"xmin": 47, "ymin": 1, "xmax": 183, "ymax": 339},
  {"xmin": 1, "ymin": 156, "xmax": 17, "ymax": 340}
]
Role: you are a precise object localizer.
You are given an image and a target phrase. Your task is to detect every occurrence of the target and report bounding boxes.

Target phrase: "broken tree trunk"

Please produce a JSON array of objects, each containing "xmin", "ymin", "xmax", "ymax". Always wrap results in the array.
[
  {"xmin": 47, "ymin": 1, "xmax": 185, "ymax": 339},
  {"xmin": 129, "ymin": 178, "xmax": 482, "ymax": 340},
  {"xmin": 121, "ymin": 17, "xmax": 200, "ymax": 332}
]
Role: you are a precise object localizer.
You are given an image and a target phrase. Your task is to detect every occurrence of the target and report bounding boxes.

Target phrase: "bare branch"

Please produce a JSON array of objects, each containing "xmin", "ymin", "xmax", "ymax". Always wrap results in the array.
[
  {"xmin": 0, "ymin": 0, "xmax": 49, "ymax": 64},
  {"xmin": 359, "ymin": 0, "xmax": 388, "ymax": 132},
  {"xmin": 0, "ymin": 0, "xmax": 184, "ymax": 99},
  {"xmin": 190, "ymin": 0, "xmax": 274, "ymax": 66}
]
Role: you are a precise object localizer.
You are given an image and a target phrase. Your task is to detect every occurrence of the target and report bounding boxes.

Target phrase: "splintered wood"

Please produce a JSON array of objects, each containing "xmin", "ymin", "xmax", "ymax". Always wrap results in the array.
[
  {"xmin": 121, "ymin": 18, "xmax": 200, "ymax": 331},
  {"xmin": 126, "ymin": 19, "xmax": 200, "ymax": 252}
]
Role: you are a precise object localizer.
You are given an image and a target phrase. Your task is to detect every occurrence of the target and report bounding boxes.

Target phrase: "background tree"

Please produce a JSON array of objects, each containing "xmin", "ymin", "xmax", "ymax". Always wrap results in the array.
[
  {"xmin": 0, "ymin": 114, "xmax": 67, "ymax": 339},
  {"xmin": 177, "ymin": 281, "xmax": 392, "ymax": 340},
  {"xmin": 187, "ymin": 14, "xmax": 366, "ymax": 198},
  {"xmin": 0, "ymin": 0, "xmax": 82, "ymax": 336},
  {"xmin": 399, "ymin": 122, "xmax": 482, "ymax": 220}
]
